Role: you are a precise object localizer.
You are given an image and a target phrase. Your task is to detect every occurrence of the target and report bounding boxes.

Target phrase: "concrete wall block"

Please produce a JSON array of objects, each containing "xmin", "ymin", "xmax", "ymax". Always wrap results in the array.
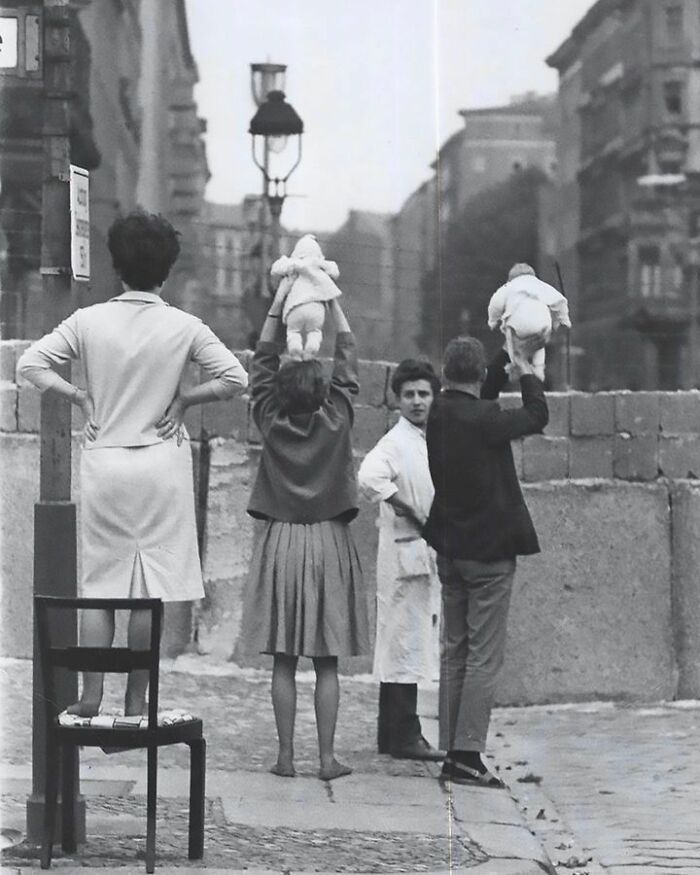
[
  {"xmin": 498, "ymin": 482, "xmax": 674, "ymax": 704},
  {"xmin": 569, "ymin": 437, "xmax": 614, "ymax": 480},
  {"xmin": 0, "ymin": 383, "xmax": 18, "ymax": 431},
  {"xmin": 202, "ymin": 394, "xmax": 248, "ymax": 441},
  {"xmin": 660, "ymin": 392, "xmax": 700, "ymax": 435},
  {"xmin": 615, "ymin": 392, "xmax": 661, "ymax": 435},
  {"xmin": 17, "ymin": 384, "xmax": 41, "ymax": 433},
  {"xmin": 670, "ymin": 482, "xmax": 700, "ymax": 698},
  {"xmin": 522, "ymin": 435, "xmax": 569, "ymax": 482},
  {"xmin": 353, "ymin": 405, "xmax": 389, "ymax": 451},
  {"xmin": 544, "ymin": 392, "xmax": 570, "ymax": 437},
  {"xmin": 358, "ymin": 360, "xmax": 389, "ymax": 407},
  {"xmin": 659, "ymin": 436, "xmax": 700, "ymax": 479},
  {"xmin": 0, "ymin": 343, "xmax": 16, "ymax": 382},
  {"xmin": 613, "ymin": 434, "xmax": 659, "ymax": 481},
  {"xmin": 497, "ymin": 393, "xmax": 521, "ymax": 411},
  {"xmin": 571, "ymin": 392, "xmax": 615, "ymax": 436}
]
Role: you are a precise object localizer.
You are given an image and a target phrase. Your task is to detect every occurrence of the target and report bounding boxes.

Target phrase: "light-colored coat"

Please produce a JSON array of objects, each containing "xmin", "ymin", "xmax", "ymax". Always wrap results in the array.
[{"xmin": 358, "ymin": 416, "xmax": 440, "ymax": 684}]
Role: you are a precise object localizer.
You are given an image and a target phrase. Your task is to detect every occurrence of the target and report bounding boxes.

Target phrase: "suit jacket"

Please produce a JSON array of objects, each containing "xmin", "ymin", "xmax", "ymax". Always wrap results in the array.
[{"xmin": 423, "ymin": 350, "xmax": 548, "ymax": 561}]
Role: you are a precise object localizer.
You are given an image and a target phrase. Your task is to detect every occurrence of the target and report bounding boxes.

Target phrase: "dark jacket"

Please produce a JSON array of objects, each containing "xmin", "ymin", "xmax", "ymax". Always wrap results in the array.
[
  {"xmin": 423, "ymin": 350, "xmax": 548, "ymax": 561},
  {"xmin": 247, "ymin": 331, "xmax": 359, "ymax": 524}
]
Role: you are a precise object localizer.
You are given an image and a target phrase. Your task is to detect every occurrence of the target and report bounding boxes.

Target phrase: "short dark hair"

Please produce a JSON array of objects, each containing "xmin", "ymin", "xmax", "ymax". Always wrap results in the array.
[
  {"xmin": 391, "ymin": 358, "xmax": 441, "ymax": 397},
  {"xmin": 107, "ymin": 210, "xmax": 181, "ymax": 290},
  {"xmin": 276, "ymin": 359, "xmax": 329, "ymax": 414},
  {"xmin": 442, "ymin": 336, "xmax": 486, "ymax": 384}
]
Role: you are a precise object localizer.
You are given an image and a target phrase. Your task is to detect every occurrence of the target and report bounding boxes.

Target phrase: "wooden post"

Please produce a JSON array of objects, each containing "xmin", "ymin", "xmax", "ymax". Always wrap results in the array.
[{"xmin": 26, "ymin": 0, "xmax": 85, "ymax": 843}]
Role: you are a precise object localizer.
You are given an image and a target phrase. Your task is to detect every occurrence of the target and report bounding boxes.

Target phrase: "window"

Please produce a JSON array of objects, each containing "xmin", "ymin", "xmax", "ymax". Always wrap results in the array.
[
  {"xmin": 639, "ymin": 246, "xmax": 661, "ymax": 298},
  {"xmin": 665, "ymin": 4, "xmax": 683, "ymax": 44},
  {"xmin": 663, "ymin": 80, "xmax": 683, "ymax": 115}
]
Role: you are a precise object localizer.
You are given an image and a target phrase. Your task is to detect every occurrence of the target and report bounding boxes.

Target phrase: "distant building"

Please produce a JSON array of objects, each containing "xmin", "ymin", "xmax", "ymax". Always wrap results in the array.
[
  {"xmin": 547, "ymin": 0, "xmax": 700, "ymax": 390},
  {"xmin": 391, "ymin": 178, "xmax": 438, "ymax": 360},
  {"xmin": 436, "ymin": 95, "xmax": 557, "ymax": 229},
  {"xmin": 324, "ymin": 211, "xmax": 395, "ymax": 362}
]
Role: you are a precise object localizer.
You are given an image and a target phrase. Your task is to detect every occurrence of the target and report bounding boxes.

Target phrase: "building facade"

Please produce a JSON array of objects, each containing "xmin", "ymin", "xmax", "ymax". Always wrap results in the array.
[
  {"xmin": 547, "ymin": 0, "xmax": 700, "ymax": 390},
  {"xmin": 0, "ymin": 0, "xmax": 208, "ymax": 339},
  {"xmin": 436, "ymin": 95, "xmax": 557, "ymax": 230}
]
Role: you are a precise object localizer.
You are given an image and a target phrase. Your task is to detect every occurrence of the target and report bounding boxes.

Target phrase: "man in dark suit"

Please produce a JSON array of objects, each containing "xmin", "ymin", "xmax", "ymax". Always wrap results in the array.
[{"xmin": 423, "ymin": 335, "xmax": 548, "ymax": 787}]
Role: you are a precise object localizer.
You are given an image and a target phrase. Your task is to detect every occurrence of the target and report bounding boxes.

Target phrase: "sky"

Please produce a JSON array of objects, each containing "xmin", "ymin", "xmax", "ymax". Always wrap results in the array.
[{"xmin": 184, "ymin": 0, "xmax": 594, "ymax": 232}]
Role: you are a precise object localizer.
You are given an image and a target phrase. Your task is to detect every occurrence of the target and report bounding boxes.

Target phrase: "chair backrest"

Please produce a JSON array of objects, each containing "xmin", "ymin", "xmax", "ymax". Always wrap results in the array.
[{"xmin": 34, "ymin": 596, "xmax": 163, "ymax": 732}]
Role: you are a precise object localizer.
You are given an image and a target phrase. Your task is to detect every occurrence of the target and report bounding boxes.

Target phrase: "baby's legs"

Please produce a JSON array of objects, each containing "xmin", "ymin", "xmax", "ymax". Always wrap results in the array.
[
  {"xmin": 303, "ymin": 330, "xmax": 323, "ymax": 360},
  {"xmin": 66, "ymin": 608, "xmax": 115, "ymax": 716},
  {"xmin": 271, "ymin": 654, "xmax": 298, "ymax": 776},
  {"xmin": 531, "ymin": 347, "xmax": 546, "ymax": 382},
  {"xmin": 125, "ymin": 608, "xmax": 151, "ymax": 715},
  {"xmin": 286, "ymin": 328, "xmax": 304, "ymax": 360}
]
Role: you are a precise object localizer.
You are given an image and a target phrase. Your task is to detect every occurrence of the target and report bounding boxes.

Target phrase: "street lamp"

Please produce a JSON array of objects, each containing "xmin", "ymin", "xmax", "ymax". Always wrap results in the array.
[{"xmin": 248, "ymin": 88, "xmax": 303, "ymax": 293}]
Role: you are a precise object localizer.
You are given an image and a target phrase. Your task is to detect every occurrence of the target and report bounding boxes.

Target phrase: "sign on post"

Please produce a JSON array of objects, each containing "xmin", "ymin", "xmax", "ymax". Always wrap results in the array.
[{"xmin": 69, "ymin": 165, "xmax": 90, "ymax": 282}]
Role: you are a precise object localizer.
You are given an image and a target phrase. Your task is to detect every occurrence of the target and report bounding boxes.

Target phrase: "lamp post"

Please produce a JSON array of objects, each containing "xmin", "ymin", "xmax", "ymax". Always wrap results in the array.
[{"xmin": 249, "ymin": 86, "xmax": 303, "ymax": 304}]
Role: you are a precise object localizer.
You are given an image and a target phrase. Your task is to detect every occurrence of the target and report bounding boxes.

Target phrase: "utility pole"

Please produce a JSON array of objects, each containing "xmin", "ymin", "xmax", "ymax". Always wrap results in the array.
[{"xmin": 26, "ymin": 0, "xmax": 85, "ymax": 843}]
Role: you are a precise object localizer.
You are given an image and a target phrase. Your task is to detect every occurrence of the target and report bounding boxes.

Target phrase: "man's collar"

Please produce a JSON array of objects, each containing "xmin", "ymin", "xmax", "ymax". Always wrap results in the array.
[
  {"xmin": 110, "ymin": 291, "xmax": 167, "ymax": 305},
  {"xmin": 443, "ymin": 387, "xmax": 479, "ymax": 399},
  {"xmin": 397, "ymin": 415, "xmax": 427, "ymax": 437}
]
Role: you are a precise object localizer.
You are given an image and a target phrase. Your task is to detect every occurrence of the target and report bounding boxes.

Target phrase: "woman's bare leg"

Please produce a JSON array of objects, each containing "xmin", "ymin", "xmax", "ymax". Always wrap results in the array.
[
  {"xmin": 66, "ymin": 608, "xmax": 115, "ymax": 716},
  {"xmin": 313, "ymin": 656, "xmax": 351, "ymax": 780},
  {"xmin": 270, "ymin": 654, "xmax": 298, "ymax": 776},
  {"xmin": 125, "ymin": 608, "xmax": 151, "ymax": 715}
]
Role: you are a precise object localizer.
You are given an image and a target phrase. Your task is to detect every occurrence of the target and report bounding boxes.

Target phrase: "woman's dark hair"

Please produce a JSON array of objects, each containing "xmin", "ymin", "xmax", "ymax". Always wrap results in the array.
[
  {"xmin": 390, "ymin": 358, "xmax": 441, "ymax": 398},
  {"xmin": 107, "ymin": 210, "xmax": 181, "ymax": 290},
  {"xmin": 442, "ymin": 336, "xmax": 486, "ymax": 384},
  {"xmin": 276, "ymin": 360, "xmax": 329, "ymax": 414}
]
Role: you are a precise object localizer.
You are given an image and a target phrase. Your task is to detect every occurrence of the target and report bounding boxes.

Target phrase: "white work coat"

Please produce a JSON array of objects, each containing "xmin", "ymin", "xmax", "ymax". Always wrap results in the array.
[{"xmin": 358, "ymin": 416, "xmax": 440, "ymax": 683}]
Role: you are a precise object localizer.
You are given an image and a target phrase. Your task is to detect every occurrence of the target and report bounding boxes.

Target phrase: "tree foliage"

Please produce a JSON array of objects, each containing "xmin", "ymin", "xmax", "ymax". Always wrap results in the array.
[{"xmin": 421, "ymin": 166, "xmax": 548, "ymax": 356}]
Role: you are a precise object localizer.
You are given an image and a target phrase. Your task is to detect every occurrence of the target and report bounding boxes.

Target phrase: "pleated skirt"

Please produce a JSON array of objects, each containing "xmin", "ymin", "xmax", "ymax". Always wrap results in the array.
[
  {"xmin": 80, "ymin": 440, "xmax": 205, "ymax": 602},
  {"xmin": 241, "ymin": 519, "xmax": 370, "ymax": 658}
]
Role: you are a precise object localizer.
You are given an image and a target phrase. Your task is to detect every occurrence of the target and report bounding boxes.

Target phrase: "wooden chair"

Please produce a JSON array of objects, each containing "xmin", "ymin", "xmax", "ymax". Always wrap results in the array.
[{"xmin": 35, "ymin": 596, "xmax": 206, "ymax": 873}]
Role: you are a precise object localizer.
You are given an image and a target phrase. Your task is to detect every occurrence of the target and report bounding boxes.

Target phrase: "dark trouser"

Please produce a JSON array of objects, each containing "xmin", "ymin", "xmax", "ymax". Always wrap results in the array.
[
  {"xmin": 377, "ymin": 682, "xmax": 423, "ymax": 754},
  {"xmin": 437, "ymin": 556, "xmax": 516, "ymax": 753}
]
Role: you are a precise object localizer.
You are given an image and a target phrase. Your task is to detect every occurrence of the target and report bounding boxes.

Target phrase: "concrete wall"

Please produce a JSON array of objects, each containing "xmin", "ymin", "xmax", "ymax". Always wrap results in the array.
[{"xmin": 2, "ymin": 340, "xmax": 700, "ymax": 702}]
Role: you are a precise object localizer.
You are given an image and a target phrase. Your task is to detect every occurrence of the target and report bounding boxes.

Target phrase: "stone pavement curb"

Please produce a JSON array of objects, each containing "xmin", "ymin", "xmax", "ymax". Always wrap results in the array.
[{"xmin": 3, "ymin": 865, "xmax": 548, "ymax": 875}]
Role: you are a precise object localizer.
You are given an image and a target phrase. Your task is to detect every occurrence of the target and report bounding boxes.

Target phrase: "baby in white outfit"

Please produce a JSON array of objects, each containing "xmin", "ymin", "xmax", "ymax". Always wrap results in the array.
[
  {"xmin": 488, "ymin": 263, "xmax": 571, "ymax": 381},
  {"xmin": 270, "ymin": 235, "xmax": 342, "ymax": 360}
]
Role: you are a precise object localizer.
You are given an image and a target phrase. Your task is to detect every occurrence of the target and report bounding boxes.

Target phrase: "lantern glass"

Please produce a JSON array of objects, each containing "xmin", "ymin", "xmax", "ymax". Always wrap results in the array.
[
  {"xmin": 250, "ymin": 63, "xmax": 287, "ymax": 107},
  {"xmin": 267, "ymin": 134, "xmax": 288, "ymax": 154}
]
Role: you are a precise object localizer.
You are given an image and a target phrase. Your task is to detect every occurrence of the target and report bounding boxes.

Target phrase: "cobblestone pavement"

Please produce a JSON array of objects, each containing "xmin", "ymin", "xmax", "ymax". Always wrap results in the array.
[
  {"xmin": 1, "ymin": 793, "xmax": 486, "ymax": 871},
  {"xmin": 490, "ymin": 702, "xmax": 700, "ymax": 875}
]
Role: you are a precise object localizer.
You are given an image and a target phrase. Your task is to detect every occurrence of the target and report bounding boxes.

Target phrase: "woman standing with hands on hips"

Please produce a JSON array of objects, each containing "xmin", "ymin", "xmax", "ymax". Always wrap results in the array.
[
  {"xmin": 241, "ymin": 278, "xmax": 369, "ymax": 781},
  {"xmin": 18, "ymin": 210, "xmax": 248, "ymax": 718}
]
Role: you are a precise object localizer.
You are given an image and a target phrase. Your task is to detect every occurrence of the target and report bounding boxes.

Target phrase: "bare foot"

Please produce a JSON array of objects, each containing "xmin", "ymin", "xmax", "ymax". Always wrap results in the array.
[
  {"xmin": 270, "ymin": 761, "xmax": 296, "ymax": 778},
  {"xmin": 65, "ymin": 700, "xmax": 100, "ymax": 717},
  {"xmin": 318, "ymin": 759, "xmax": 352, "ymax": 781}
]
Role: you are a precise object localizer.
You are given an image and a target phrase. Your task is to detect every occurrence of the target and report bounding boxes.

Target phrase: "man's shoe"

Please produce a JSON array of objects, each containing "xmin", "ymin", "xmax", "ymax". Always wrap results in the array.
[
  {"xmin": 391, "ymin": 736, "xmax": 446, "ymax": 761},
  {"xmin": 438, "ymin": 760, "xmax": 506, "ymax": 789}
]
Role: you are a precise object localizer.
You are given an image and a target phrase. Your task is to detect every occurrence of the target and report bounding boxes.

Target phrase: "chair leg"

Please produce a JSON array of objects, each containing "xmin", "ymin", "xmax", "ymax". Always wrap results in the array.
[
  {"xmin": 188, "ymin": 738, "xmax": 206, "ymax": 860},
  {"xmin": 145, "ymin": 745, "xmax": 157, "ymax": 874},
  {"xmin": 41, "ymin": 736, "xmax": 59, "ymax": 869},
  {"xmin": 61, "ymin": 744, "xmax": 77, "ymax": 854}
]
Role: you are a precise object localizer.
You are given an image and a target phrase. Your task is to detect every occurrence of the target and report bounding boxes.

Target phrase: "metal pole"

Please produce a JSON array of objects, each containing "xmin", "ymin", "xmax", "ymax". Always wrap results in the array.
[
  {"xmin": 26, "ymin": 0, "xmax": 85, "ymax": 843},
  {"xmin": 691, "ymin": 258, "xmax": 699, "ymax": 388},
  {"xmin": 258, "ymin": 140, "xmax": 269, "ymax": 298},
  {"xmin": 554, "ymin": 260, "xmax": 572, "ymax": 390}
]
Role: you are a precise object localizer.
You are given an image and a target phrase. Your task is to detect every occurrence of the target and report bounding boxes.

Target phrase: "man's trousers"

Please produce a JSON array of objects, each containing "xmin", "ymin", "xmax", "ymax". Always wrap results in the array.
[
  {"xmin": 377, "ymin": 682, "xmax": 422, "ymax": 754},
  {"xmin": 437, "ymin": 556, "xmax": 516, "ymax": 753}
]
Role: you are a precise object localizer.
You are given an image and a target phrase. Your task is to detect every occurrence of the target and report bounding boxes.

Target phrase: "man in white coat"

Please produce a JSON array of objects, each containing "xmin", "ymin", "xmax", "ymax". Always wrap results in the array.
[{"xmin": 358, "ymin": 359, "xmax": 445, "ymax": 760}]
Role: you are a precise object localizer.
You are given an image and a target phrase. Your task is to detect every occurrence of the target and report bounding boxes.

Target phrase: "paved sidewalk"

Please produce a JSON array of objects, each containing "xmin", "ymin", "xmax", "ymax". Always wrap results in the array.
[{"xmin": 1, "ymin": 657, "xmax": 550, "ymax": 874}]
